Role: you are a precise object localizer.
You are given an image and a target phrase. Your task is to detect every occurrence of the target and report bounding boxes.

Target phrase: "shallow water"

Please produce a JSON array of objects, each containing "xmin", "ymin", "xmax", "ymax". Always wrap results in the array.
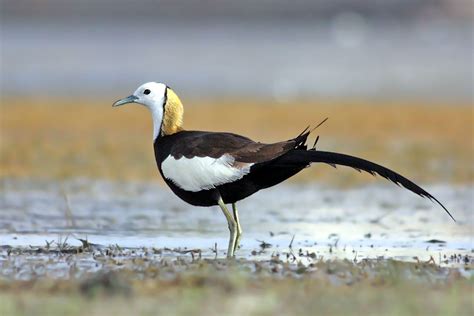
[{"xmin": 1, "ymin": 178, "xmax": 472, "ymax": 267}]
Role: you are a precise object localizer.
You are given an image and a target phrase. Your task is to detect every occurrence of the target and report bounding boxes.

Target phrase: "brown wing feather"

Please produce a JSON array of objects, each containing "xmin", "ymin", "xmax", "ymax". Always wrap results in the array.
[{"xmin": 169, "ymin": 131, "xmax": 305, "ymax": 165}]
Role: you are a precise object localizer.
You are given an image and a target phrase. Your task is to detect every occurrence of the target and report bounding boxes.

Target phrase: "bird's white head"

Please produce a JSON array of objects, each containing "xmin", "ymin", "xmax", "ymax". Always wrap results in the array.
[{"xmin": 113, "ymin": 82, "xmax": 184, "ymax": 140}]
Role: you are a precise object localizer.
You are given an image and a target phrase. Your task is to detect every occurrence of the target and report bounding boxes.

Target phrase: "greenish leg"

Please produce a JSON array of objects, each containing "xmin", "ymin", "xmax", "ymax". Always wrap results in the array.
[
  {"xmin": 217, "ymin": 197, "xmax": 237, "ymax": 258},
  {"xmin": 232, "ymin": 203, "xmax": 242, "ymax": 251}
]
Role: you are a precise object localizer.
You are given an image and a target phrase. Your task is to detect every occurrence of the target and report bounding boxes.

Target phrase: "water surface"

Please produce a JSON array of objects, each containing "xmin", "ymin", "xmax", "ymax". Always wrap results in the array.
[{"xmin": 1, "ymin": 179, "xmax": 471, "ymax": 266}]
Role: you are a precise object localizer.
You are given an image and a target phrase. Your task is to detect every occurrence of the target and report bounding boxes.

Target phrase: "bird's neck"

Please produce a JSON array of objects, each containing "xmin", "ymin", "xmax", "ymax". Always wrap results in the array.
[
  {"xmin": 150, "ymin": 103, "xmax": 184, "ymax": 140},
  {"xmin": 150, "ymin": 105, "xmax": 164, "ymax": 141},
  {"xmin": 161, "ymin": 122, "xmax": 183, "ymax": 137},
  {"xmin": 158, "ymin": 88, "xmax": 184, "ymax": 138}
]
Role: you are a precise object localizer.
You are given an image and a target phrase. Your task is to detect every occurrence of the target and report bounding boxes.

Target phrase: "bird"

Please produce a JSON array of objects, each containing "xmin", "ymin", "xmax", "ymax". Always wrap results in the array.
[{"xmin": 113, "ymin": 82, "xmax": 455, "ymax": 258}]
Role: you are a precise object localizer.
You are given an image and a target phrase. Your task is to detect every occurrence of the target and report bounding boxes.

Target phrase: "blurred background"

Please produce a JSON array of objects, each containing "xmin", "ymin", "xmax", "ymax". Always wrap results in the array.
[
  {"xmin": 1, "ymin": 0, "xmax": 472, "ymax": 100},
  {"xmin": 0, "ymin": 1, "xmax": 472, "ymax": 182},
  {"xmin": 0, "ymin": 4, "xmax": 473, "ymax": 313}
]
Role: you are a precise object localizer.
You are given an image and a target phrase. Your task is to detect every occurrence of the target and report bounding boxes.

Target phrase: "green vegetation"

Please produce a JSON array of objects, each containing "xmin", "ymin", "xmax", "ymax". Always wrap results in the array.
[{"xmin": 1, "ymin": 255, "xmax": 472, "ymax": 316}]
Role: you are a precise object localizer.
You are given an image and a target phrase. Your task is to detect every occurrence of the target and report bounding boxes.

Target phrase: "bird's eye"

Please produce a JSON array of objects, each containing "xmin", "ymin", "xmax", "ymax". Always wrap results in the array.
[{"xmin": 144, "ymin": 89, "xmax": 151, "ymax": 95}]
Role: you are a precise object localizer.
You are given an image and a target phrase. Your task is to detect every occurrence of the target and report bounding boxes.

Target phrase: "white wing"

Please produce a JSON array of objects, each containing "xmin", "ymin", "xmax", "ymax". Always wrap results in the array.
[{"xmin": 161, "ymin": 154, "xmax": 253, "ymax": 192}]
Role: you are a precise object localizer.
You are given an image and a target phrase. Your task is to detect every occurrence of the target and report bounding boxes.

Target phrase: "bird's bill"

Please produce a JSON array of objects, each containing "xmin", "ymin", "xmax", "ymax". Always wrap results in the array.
[{"xmin": 112, "ymin": 95, "xmax": 139, "ymax": 107}]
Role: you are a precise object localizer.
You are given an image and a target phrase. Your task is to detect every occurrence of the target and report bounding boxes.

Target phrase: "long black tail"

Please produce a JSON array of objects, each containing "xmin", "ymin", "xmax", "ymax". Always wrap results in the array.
[{"xmin": 284, "ymin": 149, "xmax": 455, "ymax": 221}]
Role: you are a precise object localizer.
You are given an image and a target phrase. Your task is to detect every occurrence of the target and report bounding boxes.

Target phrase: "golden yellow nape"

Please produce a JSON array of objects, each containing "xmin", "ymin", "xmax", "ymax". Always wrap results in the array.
[{"xmin": 162, "ymin": 87, "xmax": 184, "ymax": 135}]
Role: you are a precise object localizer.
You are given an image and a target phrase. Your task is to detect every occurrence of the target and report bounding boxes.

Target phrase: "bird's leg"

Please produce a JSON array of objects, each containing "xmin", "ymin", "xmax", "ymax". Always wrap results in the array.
[
  {"xmin": 217, "ymin": 197, "xmax": 237, "ymax": 258},
  {"xmin": 232, "ymin": 203, "xmax": 243, "ymax": 251}
]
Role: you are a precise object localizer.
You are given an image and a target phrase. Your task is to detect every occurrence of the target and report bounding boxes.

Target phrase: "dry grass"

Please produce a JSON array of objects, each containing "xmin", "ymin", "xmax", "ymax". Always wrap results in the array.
[
  {"xmin": 0, "ymin": 251, "xmax": 472, "ymax": 316},
  {"xmin": 1, "ymin": 97, "xmax": 472, "ymax": 184}
]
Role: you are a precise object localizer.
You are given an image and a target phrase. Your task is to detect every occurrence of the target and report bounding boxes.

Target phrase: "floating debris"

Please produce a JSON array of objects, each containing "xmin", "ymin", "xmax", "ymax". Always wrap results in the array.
[{"xmin": 425, "ymin": 239, "xmax": 447, "ymax": 244}]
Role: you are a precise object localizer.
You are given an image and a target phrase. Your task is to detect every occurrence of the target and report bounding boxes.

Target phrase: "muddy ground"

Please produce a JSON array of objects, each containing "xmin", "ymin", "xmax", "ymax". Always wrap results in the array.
[
  {"xmin": 1, "ymin": 101, "xmax": 473, "ymax": 315},
  {"xmin": 0, "ymin": 179, "xmax": 472, "ymax": 315}
]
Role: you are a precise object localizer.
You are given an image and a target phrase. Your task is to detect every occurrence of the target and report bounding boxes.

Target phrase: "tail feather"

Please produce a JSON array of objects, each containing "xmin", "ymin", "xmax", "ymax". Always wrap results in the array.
[{"xmin": 282, "ymin": 150, "xmax": 455, "ymax": 222}]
